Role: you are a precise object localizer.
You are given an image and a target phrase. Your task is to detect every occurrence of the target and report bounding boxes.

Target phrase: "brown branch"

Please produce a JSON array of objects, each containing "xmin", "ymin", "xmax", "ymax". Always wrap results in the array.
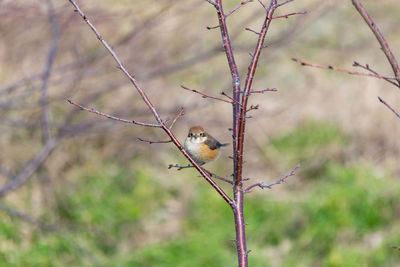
[
  {"xmin": 181, "ymin": 85, "xmax": 231, "ymax": 104},
  {"xmin": 68, "ymin": 0, "xmax": 234, "ymax": 208},
  {"xmin": 378, "ymin": 96, "xmax": 400, "ymax": 119},
  {"xmin": 246, "ymin": 104, "xmax": 259, "ymax": 112},
  {"xmin": 67, "ymin": 99, "xmax": 162, "ymax": 127},
  {"xmin": 272, "ymin": 11, "xmax": 306, "ymax": 19},
  {"xmin": 206, "ymin": 25, "xmax": 219, "ymax": 30},
  {"xmin": 352, "ymin": 0, "xmax": 400, "ymax": 85},
  {"xmin": 392, "ymin": 246, "xmax": 400, "ymax": 251},
  {"xmin": 168, "ymin": 164, "xmax": 233, "ymax": 184},
  {"xmin": 137, "ymin": 138, "xmax": 172, "ymax": 144},
  {"xmin": 251, "ymin": 88, "xmax": 277, "ymax": 93},
  {"xmin": 0, "ymin": 139, "xmax": 58, "ymax": 197},
  {"xmin": 353, "ymin": 61, "xmax": 399, "ymax": 87},
  {"xmin": 245, "ymin": 164, "xmax": 301, "ymax": 193},
  {"xmin": 169, "ymin": 107, "xmax": 184, "ymax": 129},
  {"xmin": 292, "ymin": 58, "xmax": 398, "ymax": 81},
  {"xmin": 245, "ymin": 27, "xmax": 261, "ymax": 35},
  {"xmin": 221, "ymin": 91, "xmax": 241, "ymax": 106},
  {"xmin": 225, "ymin": 0, "xmax": 254, "ymax": 17}
]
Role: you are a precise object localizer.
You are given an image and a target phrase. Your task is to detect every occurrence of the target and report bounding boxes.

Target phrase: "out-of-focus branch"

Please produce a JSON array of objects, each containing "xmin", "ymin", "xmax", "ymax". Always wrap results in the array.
[
  {"xmin": 0, "ymin": 138, "xmax": 58, "ymax": 197},
  {"xmin": 351, "ymin": 0, "xmax": 400, "ymax": 85},
  {"xmin": 40, "ymin": 0, "xmax": 60, "ymax": 142},
  {"xmin": 0, "ymin": 202, "xmax": 57, "ymax": 232},
  {"xmin": 245, "ymin": 164, "xmax": 301, "ymax": 193},
  {"xmin": 378, "ymin": 96, "xmax": 400, "ymax": 119}
]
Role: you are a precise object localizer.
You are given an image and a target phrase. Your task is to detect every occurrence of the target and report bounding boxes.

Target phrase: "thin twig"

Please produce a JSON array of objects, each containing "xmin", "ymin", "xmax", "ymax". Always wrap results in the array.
[
  {"xmin": 245, "ymin": 164, "xmax": 301, "ymax": 193},
  {"xmin": 137, "ymin": 138, "xmax": 172, "ymax": 144},
  {"xmin": 67, "ymin": 99, "xmax": 162, "ymax": 127},
  {"xmin": 292, "ymin": 58, "xmax": 398, "ymax": 81},
  {"xmin": 353, "ymin": 61, "xmax": 399, "ymax": 87},
  {"xmin": 378, "ymin": 96, "xmax": 400, "ymax": 119},
  {"xmin": 181, "ymin": 85, "xmax": 231, "ymax": 104},
  {"xmin": 272, "ymin": 11, "xmax": 306, "ymax": 19},
  {"xmin": 245, "ymin": 27, "xmax": 261, "ymax": 35},
  {"xmin": 169, "ymin": 107, "xmax": 184, "ymax": 129},
  {"xmin": 225, "ymin": 0, "xmax": 254, "ymax": 17},
  {"xmin": 221, "ymin": 91, "xmax": 241, "ymax": 106}
]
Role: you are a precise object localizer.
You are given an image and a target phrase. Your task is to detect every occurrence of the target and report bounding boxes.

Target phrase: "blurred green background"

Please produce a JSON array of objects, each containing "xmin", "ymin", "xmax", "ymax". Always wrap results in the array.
[{"xmin": 0, "ymin": 0, "xmax": 399, "ymax": 266}]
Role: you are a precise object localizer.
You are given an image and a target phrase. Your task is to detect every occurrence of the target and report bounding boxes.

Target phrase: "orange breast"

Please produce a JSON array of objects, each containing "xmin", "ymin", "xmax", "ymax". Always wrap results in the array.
[{"xmin": 196, "ymin": 142, "xmax": 219, "ymax": 163}]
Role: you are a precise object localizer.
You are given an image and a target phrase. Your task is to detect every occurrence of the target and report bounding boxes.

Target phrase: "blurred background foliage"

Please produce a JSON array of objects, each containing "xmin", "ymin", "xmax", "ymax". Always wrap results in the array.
[{"xmin": 0, "ymin": 0, "xmax": 399, "ymax": 266}]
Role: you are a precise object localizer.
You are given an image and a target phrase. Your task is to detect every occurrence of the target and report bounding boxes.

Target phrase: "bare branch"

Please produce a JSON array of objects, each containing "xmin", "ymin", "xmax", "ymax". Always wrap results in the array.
[
  {"xmin": 352, "ymin": 0, "xmax": 400, "ymax": 85},
  {"xmin": 272, "ymin": 11, "xmax": 307, "ymax": 19},
  {"xmin": 353, "ymin": 61, "xmax": 399, "ymax": 87},
  {"xmin": 206, "ymin": 25, "xmax": 219, "ymax": 30},
  {"xmin": 138, "ymin": 138, "xmax": 172, "ymax": 144},
  {"xmin": 221, "ymin": 91, "xmax": 241, "ymax": 106},
  {"xmin": 292, "ymin": 58, "xmax": 398, "ymax": 81},
  {"xmin": 276, "ymin": 0, "xmax": 295, "ymax": 8},
  {"xmin": 169, "ymin": 107, "xmax": 185, "ymax": 129},
  {"xmin": 392, "ymin": 246, "xmax": 400, "ymax": 251},
  {"xmin": 67, "ymin": 99, "xmax": 162, "ymax": 128},
  {"xmin": 245, "ymin": 164, "xmax": 301, "ymax": 193},
  {"xmin": 226, "ymin": 0, "xmax": 254, "ymax": 17},
  {"xmin": 245, "ymin": 27, "xmax": 261, "ymax": 35},
  {"xmin": 181, "ymin": 85, "xmax": 231, "ymax": 104},
  {"xmin": 205, "ymin": 0, "xmax": 217, "ymax": 7},
  {"xmin": 378, "ymin": 96, "xmax": 400, "ymax": 119}
]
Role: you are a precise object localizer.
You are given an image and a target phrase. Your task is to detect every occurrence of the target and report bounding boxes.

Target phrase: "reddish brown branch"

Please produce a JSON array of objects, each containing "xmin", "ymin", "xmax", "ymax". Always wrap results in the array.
[
  {"xmin": 67, "ymin": 99, "xmax": 162, "ymax": 127},
  {"xmin": 392, "ymin": 246, "xmax": 400, "ymax": 251},
  {"xmin": 225, "ymin": 0, "xmax": 254, "ymax": 17},
  {"xmin": 272, "ymin": 11, "xmax": 306, "ymax": 19},
  {"xmin": 252, "ymin": 88, "xmax": 277, "ymax": 93},
  {"xmin": 292, "ymin": 58, "xmax": 398, "ymax": 81},
  {"xmin": 138, "ymin": 138, "xmax": 172, "ymax": 144},
  {"xmin": 245, "ymin": 27, "xmax": 261, "ymax": 35},
  {"xmin": 353, "ymin": 61, "xmax": 399, "ymax": 87},
  {"xmin": 169, "ymin": 107, "xmax": 184, "ymax": 129},
  {"xmin": 221, "ymin": 91, "xmax": 241, "ymax": 106},
  {"xmin": 352, "ymin": 0, "xmax": 400, "ymax": 85},
  {"xmin": 378, "ymin": 96, "xmax": 400, "ymax": 119},
  {"xmin": 245, "ymin": 164, "xmax": 301, "ymax": 193},
  {"xmin": 181, "ymin": 85, "xmax": 231, "ymax": 104},
  {"xmin": 246, "ymin": 104, "xmax": 259, "ymax": 112}
]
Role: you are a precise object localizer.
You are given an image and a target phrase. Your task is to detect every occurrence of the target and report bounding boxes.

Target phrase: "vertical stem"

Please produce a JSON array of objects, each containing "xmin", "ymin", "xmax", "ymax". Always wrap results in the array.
[
  {"xmin": 233, "ymin": 185, "xmax": 247, "ymax": 266},
  {"xmin": 213, "ymin": 1, "xmax": 247, "ymax": 265}
]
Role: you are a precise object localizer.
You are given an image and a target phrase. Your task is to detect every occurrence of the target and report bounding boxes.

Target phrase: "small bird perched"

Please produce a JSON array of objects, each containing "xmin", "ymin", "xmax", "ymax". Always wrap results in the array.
[{"xmin": 184, "ymin": 126, "xmax": 228, "ymax": 166}]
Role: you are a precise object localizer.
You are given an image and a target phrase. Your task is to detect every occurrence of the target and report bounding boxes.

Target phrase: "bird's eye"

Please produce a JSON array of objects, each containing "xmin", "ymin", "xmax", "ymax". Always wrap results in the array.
[
  {"xmin": 188, "ymin": 133, "xmax": 192, "ymax": 137},
  {"xmin": 199, "ymin": 132, "xmax": 204, "ymax": 137}
]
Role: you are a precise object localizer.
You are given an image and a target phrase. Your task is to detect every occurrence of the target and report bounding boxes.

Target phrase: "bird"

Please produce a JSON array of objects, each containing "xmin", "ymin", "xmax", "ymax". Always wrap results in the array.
[{"xmin": 184, "ymin": 126, "xmax": 228, "ymax": 166}]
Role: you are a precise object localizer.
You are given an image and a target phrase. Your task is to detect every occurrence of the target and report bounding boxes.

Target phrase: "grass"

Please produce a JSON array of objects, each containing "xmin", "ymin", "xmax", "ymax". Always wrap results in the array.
[{"xmin": 0, "ymin": 121, "xmax": 399, "ymax": 266}]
